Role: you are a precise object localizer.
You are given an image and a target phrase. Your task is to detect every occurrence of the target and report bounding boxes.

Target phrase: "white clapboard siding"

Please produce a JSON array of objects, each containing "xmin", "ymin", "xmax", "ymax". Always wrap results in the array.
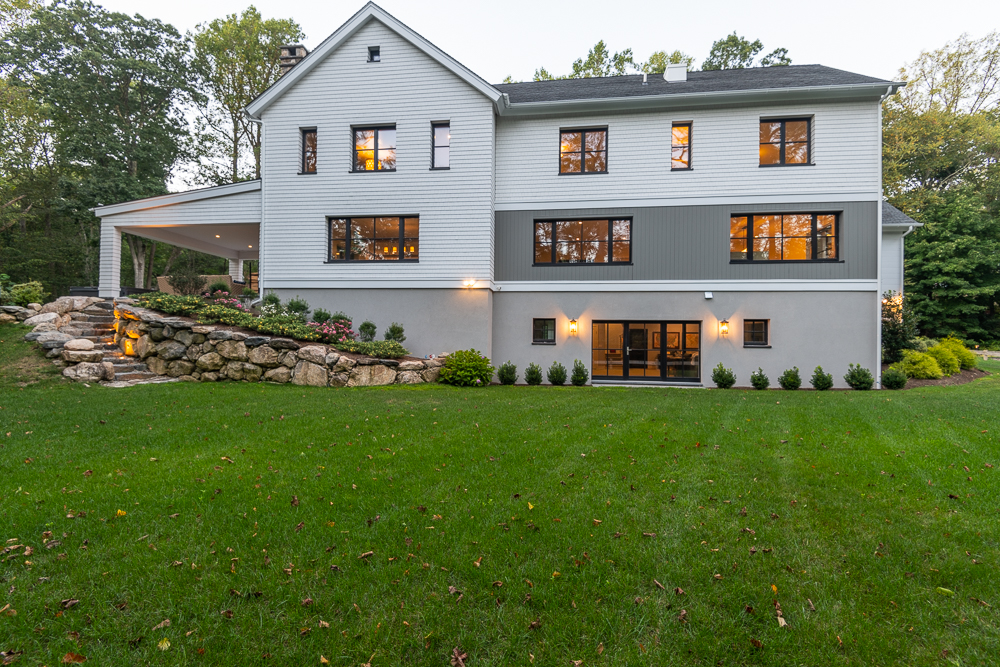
[
  {"xmin": 495, "ymin": 100, "xmax": 881, "ymax": 206},
  {"xmin": 99, "ymin": 189, "xmax": 262, "ymax": 227},
  {"xmin": 260, "ymin": 20, "xmax": 496, "ymax": 288}
]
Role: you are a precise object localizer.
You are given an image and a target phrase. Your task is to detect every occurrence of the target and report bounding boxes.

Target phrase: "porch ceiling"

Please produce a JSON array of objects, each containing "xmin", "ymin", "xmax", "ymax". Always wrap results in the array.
[{"xmin": 121, "ymin": 223, "xmax": 260, "ymax": 260}]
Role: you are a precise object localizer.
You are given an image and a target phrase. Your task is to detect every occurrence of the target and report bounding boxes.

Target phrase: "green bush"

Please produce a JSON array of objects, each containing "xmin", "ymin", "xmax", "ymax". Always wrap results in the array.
[
  {"xmin": 911, "ymin": 336, "xmax": 936, "ymax": 352},
  {"xmin": 383, "ymin": 322, "xmax": 406, "ymax": 343},
  {"xmin": 312, "ymin": 308, "xmax": 332, "ymax": 324},
  {"xmin": 750, "ymin": 367, "xmax": 770, "ymax": 390},
  {"xmin": 241, "ymin": 287, "xmax": 259, "ymax": 299},
  {"xmin": 570, "ymin": 359, "xmax": 589, "ymax": 386},
  {"xmin": 284, "ymin": 296, "xmax": 310, "ymax": 322},
  {"xmin": 937, "ymin": 336, "xmax": 977, "ymax": 370},
  {"xmin": 891, "ymin": 350, "xmax": 943, "ymax": 379},
  {"xmin": 881, "ymin": 290, "xmax": 918, "ymax": 363},
  {"xmin": 497, "ymin": 361, "xmax": 518, "ymax": 385},
  {"xmin": 439, "ymin": 349, "xmax": 495, "ymax": 387},
  {"xmin": 207, "ymin": 280, "xmax": 230, "ymax": 295},
  {"xmin": 7, "ymin": 281, "xmax": 48, "ymax": 307},
  {"xmin": 525, "ymin": 362, "xmax": 543, "ymax": 386},
  {"xmin": 777, "ymin": 367, "xmax": 801, "ymax": 390},
  {"xmin": 166, "ymin": 265, "xmax": 206, "ymax": 296},
  {"xmin": 810, "ymin": 366, "xmax": 834, "ymax": 391},
  {"xmin": 262, "ymin": 293, "xmax": 281, "ymax": 308},
  {"xmin": 358, "ymin": 320, "xmax": 377, "ymax": 342},
  {"xmin": 925, "ymin": 345, "xmax": 960, "ymax": 375},
  {"xmin": 333, "ymin": 339, "xmax": 407, "ymax": 358},
  {"xmin": 547, "ymin": 361, "xmax": 567, "ymax": 386},
  {"xmin": 135, "ymin": 293, "xmax": 204, "ymax": 316},
  {"xmin": 844, "ymin": 364, "xmax": 875, "ymax": 390},
  {"xmin": 711, "ymin": 363, "xmax": 736, "ymax": 389},
  {"xmin": 881, "ymin": 367, "xmax": 908, "ymax": 390}
]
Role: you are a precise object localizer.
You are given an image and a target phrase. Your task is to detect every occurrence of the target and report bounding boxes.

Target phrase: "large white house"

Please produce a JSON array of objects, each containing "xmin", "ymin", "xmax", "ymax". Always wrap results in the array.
[{"xmin": 95, "ymin": 2, "xmax": 921, "ymax": 387}]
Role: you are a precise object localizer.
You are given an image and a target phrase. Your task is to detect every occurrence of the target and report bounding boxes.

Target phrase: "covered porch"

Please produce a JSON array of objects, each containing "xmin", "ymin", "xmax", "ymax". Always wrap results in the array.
[{"xmin": 94, "ymin": 180, "xmax": 262, "ymax": 298}]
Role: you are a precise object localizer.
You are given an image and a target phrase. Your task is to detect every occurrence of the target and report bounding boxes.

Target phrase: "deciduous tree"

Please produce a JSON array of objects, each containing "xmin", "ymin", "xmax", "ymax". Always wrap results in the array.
[{"xmin": 701, "ymin": 33, "xmax": 790, "ymax": 70}]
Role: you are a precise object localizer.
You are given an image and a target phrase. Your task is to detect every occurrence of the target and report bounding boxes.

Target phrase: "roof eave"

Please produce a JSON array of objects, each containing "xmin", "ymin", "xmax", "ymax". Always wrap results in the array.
[
  {"xmin": 92, "ymin": 180, "xmax": 262, "ymax": 218},
  {"xmin": 499, "ymin": 81, "xmax": 905, "ymax": 117}
]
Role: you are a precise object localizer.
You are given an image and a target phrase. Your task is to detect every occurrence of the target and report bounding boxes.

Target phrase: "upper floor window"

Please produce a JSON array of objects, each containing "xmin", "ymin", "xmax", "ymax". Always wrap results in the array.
[
  {"xmin": 329, "ymin": 216, "xmax": 418, "ymax": 261},
  {"xmin": 368, "ymin": 46, "xmax": 380, "ymax": 62},
  {"xmin": 671, "ymin": 122, "xmax": 691, "ymax": 170},
  {"xmin": 559, "ymin": 128, "xmax": 607, "ymax": 174},
  {"xmin": 432, "ymin": 123, "xmax": 450, "ymax": 169},
  {"xmin": 354, "ymin": 127, "xmax": 396, "ymax": 172},
  {"xmin": 534, "ymin": 218, "xmax": 631, "ymax": 264},
  {"xmin": 759, "ymin": 118, "xmax": 810, "ymax": 166},
  {"xmin": 301, "ymin": 129, "xmax": 317, "ymax": 174},
  {"xmin": 730, "ymin": 213, "xmax": 838, "ymax": 262}
]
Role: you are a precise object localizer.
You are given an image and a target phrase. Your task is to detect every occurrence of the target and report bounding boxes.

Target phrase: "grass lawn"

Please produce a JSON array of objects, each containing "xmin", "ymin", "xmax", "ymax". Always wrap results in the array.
[{"xmin": 1, "ymin": 322, "xmax": 999, "ymax": 666}]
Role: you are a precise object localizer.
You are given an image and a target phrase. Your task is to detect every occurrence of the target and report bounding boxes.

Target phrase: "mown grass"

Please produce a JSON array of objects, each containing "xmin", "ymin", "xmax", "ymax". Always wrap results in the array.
[{"xmin": 1, "ymin": 324, "xmax": 998, "ymax": 666}]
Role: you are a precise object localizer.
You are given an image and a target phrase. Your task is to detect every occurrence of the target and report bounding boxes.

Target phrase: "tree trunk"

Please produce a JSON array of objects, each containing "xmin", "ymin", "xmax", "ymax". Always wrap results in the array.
[
  {"xmin": 161, "ymin": 246, "xmax": 183, "ymax": 279},
  {"xmin": 125, "ymin": 234, "xmax": 147, "ymax": 289},
  {"xmin": 143, "ymin": 241, "xmax": 157, "ymax": 289}
]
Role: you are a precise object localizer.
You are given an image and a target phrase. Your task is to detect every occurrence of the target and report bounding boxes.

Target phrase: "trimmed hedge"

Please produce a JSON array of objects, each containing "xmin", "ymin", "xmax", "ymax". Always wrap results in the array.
[
  {"xmin": 938, "ymin": 336, "xmax": 977, "ymax": 370},
  {"xmin": 925, "ymin": 345, "xmax": 960, "ymax": 375},
  {"xmin": 891, "ymin": 350, "xmax": 942, "ymax": 379}
]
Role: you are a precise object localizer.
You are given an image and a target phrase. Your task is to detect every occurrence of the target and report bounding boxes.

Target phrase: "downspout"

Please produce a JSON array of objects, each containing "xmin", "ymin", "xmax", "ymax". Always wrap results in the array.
[{"xmin": 246, "ymin": 112, "xmax": 264, "ymax": 302}]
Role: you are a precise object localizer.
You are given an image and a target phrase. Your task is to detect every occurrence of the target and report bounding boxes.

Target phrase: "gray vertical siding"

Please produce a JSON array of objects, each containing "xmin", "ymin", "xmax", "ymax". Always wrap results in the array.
[{"xmin": 495, "ymin": 201, "xmax": 877, "ymax": 282}]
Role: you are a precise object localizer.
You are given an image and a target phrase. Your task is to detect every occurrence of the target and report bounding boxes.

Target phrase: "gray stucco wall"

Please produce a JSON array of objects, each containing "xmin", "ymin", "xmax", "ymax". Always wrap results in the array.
[
  {"xmin": 495, "ymin": 201, "xmax": 877, "ymax": 282},
  {"xmin": 491, "ymin": 290, "xmax": 878, "ymax": 389},
  {"xmin": 270, "ymin": 288, "xmax": 492, "ymax": 359}
]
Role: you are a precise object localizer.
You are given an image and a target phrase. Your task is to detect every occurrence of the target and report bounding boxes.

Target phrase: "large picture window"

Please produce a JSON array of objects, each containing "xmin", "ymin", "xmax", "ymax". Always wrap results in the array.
[
  {"xmin": 354, "ymin": 127, "xmax": 396, "ymax": 171},
  {"xmin": 534, "ymin": 218, "xmax": 631, "ymax": 264},
  {"xmin": 559, "ymin": 128, "xmax": 607, "ymax": 174},
  {"xmin": 329, "ymin": 217, "xmax": 418, "ymax": 261},
  {"xmin": 759, "ymin": 118, "xmax": 810, "ymax": 166},
  {"xmin": 730, "ymin": 213, "xmax": 837, "ymax": 262}
]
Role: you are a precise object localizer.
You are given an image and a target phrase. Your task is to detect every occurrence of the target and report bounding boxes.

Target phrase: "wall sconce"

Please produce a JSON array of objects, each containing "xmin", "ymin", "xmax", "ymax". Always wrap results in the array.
[
  {"xmin": 463, "ymin": 279, "xmax": 476, "ymax": 289},
  {"xmin": 568, "ymin": 319, "xmax": 579, "ymax": 335},
  {"xmin": 719, "ymin": 319, "xmax": 730, "ymax": 336}
]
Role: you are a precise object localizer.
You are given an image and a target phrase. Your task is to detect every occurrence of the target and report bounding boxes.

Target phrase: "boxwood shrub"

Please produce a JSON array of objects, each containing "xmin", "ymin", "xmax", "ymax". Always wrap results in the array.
[
  {"xmin": 750, "ymin": 367, "xmax": 770, "ymax": 390},
  {"xmin": 547, "ymin": 361, "xmax": 567, "ymax": 386},
  {"xmin": 439, "ymin": 349, "xmax": 494, "ymax": 387},
  {"xmin": 524, "ymin": 362, "xmax": 543, "ymax": 386},
  {"xmin": 497, "ymin": 361, "xmax": 518, "ymax": 385},
  {"xmin": 711, "ymin": 363, "xmax": 736, "ymax": 389},
  {"xmin": 891, "ymin": 350, "xmax": 942, "ymax": 379},
  {"xmin": 844, "ymin": 363, "xmax": 875, "ymax": 390},
  {"xmin": 938, "ymin": 336, "xmax": 977, "ymax": 370},
  {"xmin": 881, "ymin": 367, "xmax": 908, "ymax": 390},
  {"xmin": 777, "ymin": 367, "xmax": 801, "ymax": 390},
  {"xmin": 810, "ymin": 366, "xmax": 834, "ymax": 391}
]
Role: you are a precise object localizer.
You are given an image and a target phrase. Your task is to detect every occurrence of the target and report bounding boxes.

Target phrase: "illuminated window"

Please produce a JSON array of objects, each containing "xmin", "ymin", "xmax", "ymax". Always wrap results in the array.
[
  {"xmin": 432, "ymin": 122, "xmax": 450, "ymax": 169},
  {"xmin": 730, "ymin": 213, "xmax": 837, "ymax": 261},
  {"xmin": 353, "ymin": 127, "xmax": 396, "ymax": 172},
  {"xmin": 328, "ymin": 216, "xmax": 417, "ymax": 261},
  {"xmin": 760, "ymin": 118, "xmax": 810, "ymax": 166},
  {"xmin": 532, "ymin": 318, "xmax": 556, "ymax": 344},
  {"xmin": 671, "ymin": 122, "xmax": 691, "ymax": 170},
  {"xmin": 744, "ymin": 320, "xmax": 769, "ymax": 346},
  {"xmin": 301, "ymin": 129, "xmax": 317, "ymax": 173},
  {"xmin": 534, "ymin": 218, "xmax": 630, "ymax": 264},
  {"xmin": 559, "ymin": 128, "xmax": 607, "ymax": 174}
]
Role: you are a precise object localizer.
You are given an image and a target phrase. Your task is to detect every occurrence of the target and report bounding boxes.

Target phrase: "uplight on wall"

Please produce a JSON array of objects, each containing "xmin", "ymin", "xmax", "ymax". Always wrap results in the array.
[
  {"xmin": 719, "ymin": 319, "xmax": 730, "ymax": 336},
  {"xmin": 568, "ymin": 318, "xmax": 579, "ymax": 335},
  {"xmin": 463, "ymin": 279, "xmax": 476, "ymax": 288}
]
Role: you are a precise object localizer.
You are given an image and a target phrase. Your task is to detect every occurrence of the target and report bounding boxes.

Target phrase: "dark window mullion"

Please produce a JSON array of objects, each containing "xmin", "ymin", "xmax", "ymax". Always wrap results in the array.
[
  {"xmin": 810, "ymin": 214, "xmax": 818, "ymax": 260},
  {"xmin": 779, "ymin": 122, "xmax": 786, "ymax": 165},
  {"xmin": 346, "ymin": 220, "xmax": 353, "ymax": 259},
  {"xmin": 398, "ymin": 217, "xmax": 404, "ymax": 260},
  {"xmin": 373, "ymin": 129, "xmax": 379, "ymax": 171}
]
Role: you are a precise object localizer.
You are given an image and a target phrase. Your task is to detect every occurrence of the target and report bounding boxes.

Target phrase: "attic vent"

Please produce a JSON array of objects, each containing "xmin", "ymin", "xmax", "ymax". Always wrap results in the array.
[
  {"xmin": 279, "ymin": 44, "xmax": 308, "ymax": 76},
  {"xmin": 664, "ymin": 63, "xmax": 687, "ymax": 83},
  {"xmin": 368, "ymin": 46, "xmax": 380, "ymax": 62}
]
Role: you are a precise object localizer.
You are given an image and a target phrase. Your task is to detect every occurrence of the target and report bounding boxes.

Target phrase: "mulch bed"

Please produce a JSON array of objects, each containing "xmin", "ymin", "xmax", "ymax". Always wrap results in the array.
[{"xmin": 881, "ymin": 364, "xmax": 991, "ymax": 390}]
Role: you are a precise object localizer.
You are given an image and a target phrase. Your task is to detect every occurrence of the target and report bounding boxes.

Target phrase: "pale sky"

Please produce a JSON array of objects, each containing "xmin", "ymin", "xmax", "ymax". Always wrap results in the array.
[{"xmin": 97, "ymin": 0, "xmax": 1000, "ymax": 83}]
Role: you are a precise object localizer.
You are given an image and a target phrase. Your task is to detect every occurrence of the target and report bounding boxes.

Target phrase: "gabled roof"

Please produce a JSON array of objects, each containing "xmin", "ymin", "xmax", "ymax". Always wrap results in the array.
[
  {"xmin": 246, "ymin": 2, "xmax": 503, "ymax": 118},
  {"xmin": 882, "ymin": 202, "xmax": 924, "ymax": 228},
  {"xmin": 93, "ymin": 180, "xmax": 261, "ymax": 217}
]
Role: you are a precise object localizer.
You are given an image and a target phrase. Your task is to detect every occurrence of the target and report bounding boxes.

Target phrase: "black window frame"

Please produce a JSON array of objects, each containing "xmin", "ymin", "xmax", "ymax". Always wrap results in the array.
[
  {"xmin": 671, "ymin": 122, "xmax": 692, "ymax": 171},
  {"xmin": 729, "ymin": 212, "xmax": 840, "ymax": 263},
  {"xmin": 532, "ymin": 318, "xmax": 556, "ymax": 345},
  {"xmin": 533, "ymin": 217, "xmax": 633, "ymax": 266},
  {"xmin": 743, "ymin": 319, "xmax": 769, "ymax": 348},
  {"xmin": 352, "ymin": 126, "xmax": 396, "ymax": 173},
  {"xmin": 558, "ymin": 127, "xmax": 608, "ymax": 175},
  {"xmin": 326, "ymin": 216, "xmax": 419, "ymax": 263},
  {"xmin": 367, "ymin": 46, "xmax": 380, "ymax": 62},
  {"xmin": 431, "ymin": 122, "xmax": 450, "ymax": 170},
  {"xmin": 759, "ymin": 117, "xmax": 812, "ymax": 167},
  {"xmin": 300, "ymin": 128, "xmax": 317, "ymax": 174}
]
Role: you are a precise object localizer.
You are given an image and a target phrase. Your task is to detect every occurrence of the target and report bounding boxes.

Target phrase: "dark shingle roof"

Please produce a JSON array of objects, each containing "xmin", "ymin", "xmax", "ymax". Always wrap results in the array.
[
  {"xmin": 494, "ymin": 65, "xmax": 893, "ymax": 104},
  {"xmin": 882, "ymin": 202, "xmax": 923, "ymax": 227}
]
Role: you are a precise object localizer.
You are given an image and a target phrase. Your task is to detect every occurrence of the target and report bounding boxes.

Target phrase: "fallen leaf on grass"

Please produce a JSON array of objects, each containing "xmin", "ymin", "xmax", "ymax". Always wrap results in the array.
[
  {"xmin": 157, "ymin": 638, "xmax": 170, "ymax": 651},
  {"xmin": 678, "ymin": 609, "xmax": 687, "ymax": 623},
  {"xmin": 301, "ymin": 598, "xmax": 313, "ymax": 607},
  {"xmin": 319, "ymin": 620, "xmax": 330, "ymax": 628},
  {"xmin": 774, "ymin": 600, "xmax": 788, "ymax": 628},
  {"xmin": 675, "ymin": 587, "xmax": 685, "ymax": 596},
  {"xmin": 61, "ymin": 653, "xmax": 86, "ymax": 664},
  {"xmin": 592, "ymin": 519, "xmax": 602, "ymax": 526},
  {"xmin": 1, "ymin": 650, "xmax": 24, "ymax": 665},
  {"xmin": 295, "ymin": 522, "xmax": 305, "ymax": 533},
  {"xmin": 936, "ymin": 587, "xmax": 955, "ymax": 597},
  {"xmin": 151, "ymin": 619, "xmax": 170, "ymax": 631},
  {"xmin": 653, "ymin": 579, "xmax": 665, "ymax": 590},
  {"xmin": 358, "ymin": 551, "xmax": 374, "ymax": 560},
  {"xmin": 473, "ymin": 556, "xmax": 482, "ymax": 568},
  {"xmin": 642, "ymin": 532, "xmax": 656, "ymax": 538},
  {"xmin": 220, "ymin": 610, "xmax": 233, "ymax": 618},
  {"xmin": 528, "ymin": 619, "xmax": 541, "ymax": 630},
  {"xmin": 320, "ymin": 657, "xmax": 329, "ymax": 665},
  {"xmin": 450, "ymin": 647, "xmax": 468, "ymax": 667},
  {"xmin": 808, "ymin": 599, "xmax": 816, "ymax": 612},
  {"xmin": 291, "ymin": 496, "xmax": 299, "ymax": 507},
  {"xmin": 60, "ymin": 599, "xmax": 79, "ymax": 610},
  {"xmin": 750, "ymin": 638, "xmax": 763, "ymax": 649},
  {"xmin": 597, "ymin": 642, "xmax": 604, "ymax": 655}
]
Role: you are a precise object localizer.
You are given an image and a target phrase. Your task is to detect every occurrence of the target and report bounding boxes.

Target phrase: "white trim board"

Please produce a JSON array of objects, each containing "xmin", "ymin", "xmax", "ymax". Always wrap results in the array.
[
  {"xmin": 93, "ymin": 180, "xmax": 262, "ymax": 218},
  {"xmin": 495, "ymin": 192, "xmax": 881, "ymax": 211},
  {"xmin": 264, "ymin": 279, "xmax": 878, "ymax": 292}
]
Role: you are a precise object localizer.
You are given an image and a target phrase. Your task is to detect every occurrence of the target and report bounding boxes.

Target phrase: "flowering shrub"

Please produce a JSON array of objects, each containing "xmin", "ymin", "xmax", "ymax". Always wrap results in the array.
[
  {"xmin": 439, "ymin": 349, "xmax": 494, "ymax": 387},
  {"xmin": 309, "ymin": 318, "xmax": 356, "ymax": 344},
  {"xmin": 333, "ymin": 340, "xmax": 407, "ymax": 358}
]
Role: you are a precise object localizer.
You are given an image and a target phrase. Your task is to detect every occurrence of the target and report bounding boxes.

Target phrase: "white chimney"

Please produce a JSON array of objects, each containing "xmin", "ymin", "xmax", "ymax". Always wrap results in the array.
[{"xmin": 664, "ymin": 63, "xmax": 687, "ymax": 83}]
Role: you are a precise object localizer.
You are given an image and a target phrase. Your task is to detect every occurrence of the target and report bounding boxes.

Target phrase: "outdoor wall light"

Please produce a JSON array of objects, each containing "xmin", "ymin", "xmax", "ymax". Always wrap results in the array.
[
  {"xmin": 463, "ymin": 279, "xmax": 476, "ymax": 288},
  {"xmin": 568, "ymin": 319, "xmax": 579, "ymax": 335},
  {"xmin": 719, "ymin": 319, "xmax": 730, "ymax": 336}
]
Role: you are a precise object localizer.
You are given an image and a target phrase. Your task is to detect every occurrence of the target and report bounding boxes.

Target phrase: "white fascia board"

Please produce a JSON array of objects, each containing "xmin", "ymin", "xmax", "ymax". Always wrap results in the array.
[
  {"xmin": 92, "ymin": 180, "xmax": 261, "ymax": 218},
  {"xmin": 246, "ymin": 2, "xmax": 503, "ymax": 118},
  {"xmin": 496, "ymin": 192, "xmax": 881, "ymax": 211},
  {"xmin": 493, "ymin": 280, "xmax": 879, "ymax": 292},
  {"xmin": 500, "ymin": 82, "xmax": 905, "ymax": 117}
]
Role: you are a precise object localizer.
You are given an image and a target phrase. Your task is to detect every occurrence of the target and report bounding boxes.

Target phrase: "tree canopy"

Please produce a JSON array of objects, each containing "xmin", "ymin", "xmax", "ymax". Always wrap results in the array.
[{"xmin": 701, "ymin": 33, "xmax": 791, "ymax": 70}]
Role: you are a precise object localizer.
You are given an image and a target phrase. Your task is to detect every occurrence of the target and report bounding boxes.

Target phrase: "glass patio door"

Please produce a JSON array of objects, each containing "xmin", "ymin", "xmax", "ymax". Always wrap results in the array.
[
  {"xmin": 626, "ymin": 322, "xmax": 662, "ymax": 378},
  {"xmin": 592, "ymin": 321, "xmax": 701, "ymax": 382}
]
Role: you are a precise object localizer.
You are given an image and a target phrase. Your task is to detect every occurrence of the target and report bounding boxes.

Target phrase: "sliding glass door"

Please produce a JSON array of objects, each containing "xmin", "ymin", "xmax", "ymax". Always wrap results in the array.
[{"xmin": 592, "ymin": 321, "xmax": 700, "ymax": 382}]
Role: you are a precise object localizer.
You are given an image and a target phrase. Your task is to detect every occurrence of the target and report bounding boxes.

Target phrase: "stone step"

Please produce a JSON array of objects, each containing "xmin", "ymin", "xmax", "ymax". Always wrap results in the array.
[
  {"xmin": 114, "ymin": 371, "xmax": 159, "ymax": 382},
  {"xmin": 111, "ymin": 362, "xmax": 148, "ymax": 372},
  {"xmin": 62, "ymin": 327, "xmax": 114, "ymax": 337},
  {"xmin": 82, "ymin": 304, "xmax": 114, "ymax": 314},
  {"xmin": 68, "ymin": 313, "xmax": 115, "ymax": 324}
]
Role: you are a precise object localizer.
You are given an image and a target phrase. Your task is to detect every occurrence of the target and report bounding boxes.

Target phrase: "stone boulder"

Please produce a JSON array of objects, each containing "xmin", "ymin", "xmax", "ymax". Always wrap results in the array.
[
  {"xmin": 62, "ymin": 349, "xmax": 104, "ymax": 363},
  {"xmin": 39, "ymin": 299, "xmax": 72, "ymax": 315},
  {"xmin": 23, "ymin": 312, "xmax": 59, "ymax": 327},
  {"xmin": 216, "ymin": 340, "xmax": 248, "ymax": 361},
  {"xmin": 27, "ymin": 303, "xmax": 42, "ymax": 311},
  {"xmin": 248, "ymin": 345, "xmax": 280, "ymax": 368},
  {"xmin": 329, "ymin": 372, "xmax": 349, "ymax": 387},
  {"xmin": 331, "ymin": 356, "xmax": 356, "ymax": 373},
  {"xmin": 156, "ymin": 339, "xmax": 187, "ymax": 361},
  {"xmin": 173, "ymin": 329, "xmax": 203, "ymax": 346},
  {"xmin": 191, "ymin": 325, "xmax": 215, "ymax": 335},
  {"xmin": 135, "ymin": 335, "xmax": 156, "ymax": 359},
  {"xmin": 244, "ymin": 336, "xmax": 270, "ymax": 347},
  {"xmin": 396, "ymin": 371, "xmax": 424, "ymax": 384},
  {"xmin": 62, "ymin": 362, "xmax": 112, "ymax": 383},
  {"xmin": 422, "ymin": 367, "xmax": 442, "ymax": 383},
  {"xmin": 167, "ymin": 360, "xmax": 195, "ymax": 377},
  {"xmin": 147, "ymin": 356, "xmax": 169, "ymax": 375},
  {"xmin": 223, "ymin": 360, "xmax": 259, "ymax": 381},
  {"xmin": 262, "ymin": 366, "xmax": 292, "ymax": 383},
  {"xmin": 296, "ymin": 345, "xmax": 327, "ymax": 365},
  {"xmin": 208, "ymin": 330, "xmax": 233, "ymax": 340},
  {"xmin": 398, "ymin": 360, "xmax": 426, "ymax": 371},
  {"xmin": 325, "ymin": 352, "xmax": 341, "ymax": 367},
  {"xmin": 0, "ymin": 313, "xmax": 16, "ymax": 325},
  {"xmin": 280, "ymin": 351, "xmax": 298, "ymax": 368},
  {"xmin": 348, "ymin": 364, "xmax": 397, "ymax": 387},
  {"xmin": 269, "ymin": 337, "xmax": 299, "ymax": 350},
  {"xmin": 148, "ymin": 326, "xmax": 167, "ymax": 342},
  {"xmin": 196, "ymin": 352, "xmax": 226, "ymax": 371},
  {"xmin": 64, "ymin": 338, "xmax": 95, "ymax": 351},
  {"xmin": 292, "ymin": 360, "xmax": 328, "ymax": 386},
  {"xmin": 36, "ymin": 331, "xmax": 73, "ymax": 349}
]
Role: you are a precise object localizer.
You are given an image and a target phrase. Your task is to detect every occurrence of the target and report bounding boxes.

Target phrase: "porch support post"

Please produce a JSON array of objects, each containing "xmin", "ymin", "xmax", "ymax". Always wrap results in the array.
[
  {"xmin": 228, "ymin": 258, "xmax": 244, "ymax": 283},
  {"xmin": 99, "ymin": 223, "xmax": 121, "ymax": 298}
]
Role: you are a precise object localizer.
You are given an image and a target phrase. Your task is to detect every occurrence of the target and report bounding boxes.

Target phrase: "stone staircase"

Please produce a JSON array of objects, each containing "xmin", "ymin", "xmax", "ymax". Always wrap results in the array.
[{"xmin": 60, "ymin": 301, "xmax": 160, "ymax": 384}]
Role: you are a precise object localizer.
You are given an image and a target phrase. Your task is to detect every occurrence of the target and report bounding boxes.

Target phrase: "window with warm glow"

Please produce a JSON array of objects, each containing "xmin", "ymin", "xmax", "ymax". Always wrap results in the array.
[
  {"xmin": 532, "ymin": 318, "xmax": 555, "ymax": 344},
  {"xmin": 671, "ymin": 123, "xmax": 691, "ymax": 170},
  {"xmin": 354, "ymin": 127, "xmax": 396, "ymax": 172},
  {"xmin": 744, "ymin": 320, "xmax": 769, "ymax": 346},
  {"xmin": 328, "ymin": 216, "xmax": 418, "ymax": 261},
  {"xmin": 301, "ymin": 129, "xmax": 317, "ymax": 173},
  {"xmin": 729, "ymin": 213, "xmax": 837, "ymax": 261},
  {"xmin": 432, "ymin": 123, "xmax": 450, "ymax": 169},
  {"xmin": 534, "ymin": 218, "xmax": 630, "ymax": 264},
  {"xmin": 560, "ymin": 128, "xmax": 607, "ymax": 173},
  {"xmin": 759, "ymin": 118, "xmax": 810, "ymax": 166}
]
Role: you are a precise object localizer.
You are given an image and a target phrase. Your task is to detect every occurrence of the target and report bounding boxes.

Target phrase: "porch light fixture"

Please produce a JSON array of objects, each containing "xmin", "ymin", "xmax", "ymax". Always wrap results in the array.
[
  {"xmin": 719, "ymin": 319, "xmax": 730, "ymax": 336},
  {"xmin": 463, "ymin": 279, "xmax": 475, "ymax": 288},
  {"xmin": 568, "ymin": 319, "xmax": 579, "ymax": 335}
]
